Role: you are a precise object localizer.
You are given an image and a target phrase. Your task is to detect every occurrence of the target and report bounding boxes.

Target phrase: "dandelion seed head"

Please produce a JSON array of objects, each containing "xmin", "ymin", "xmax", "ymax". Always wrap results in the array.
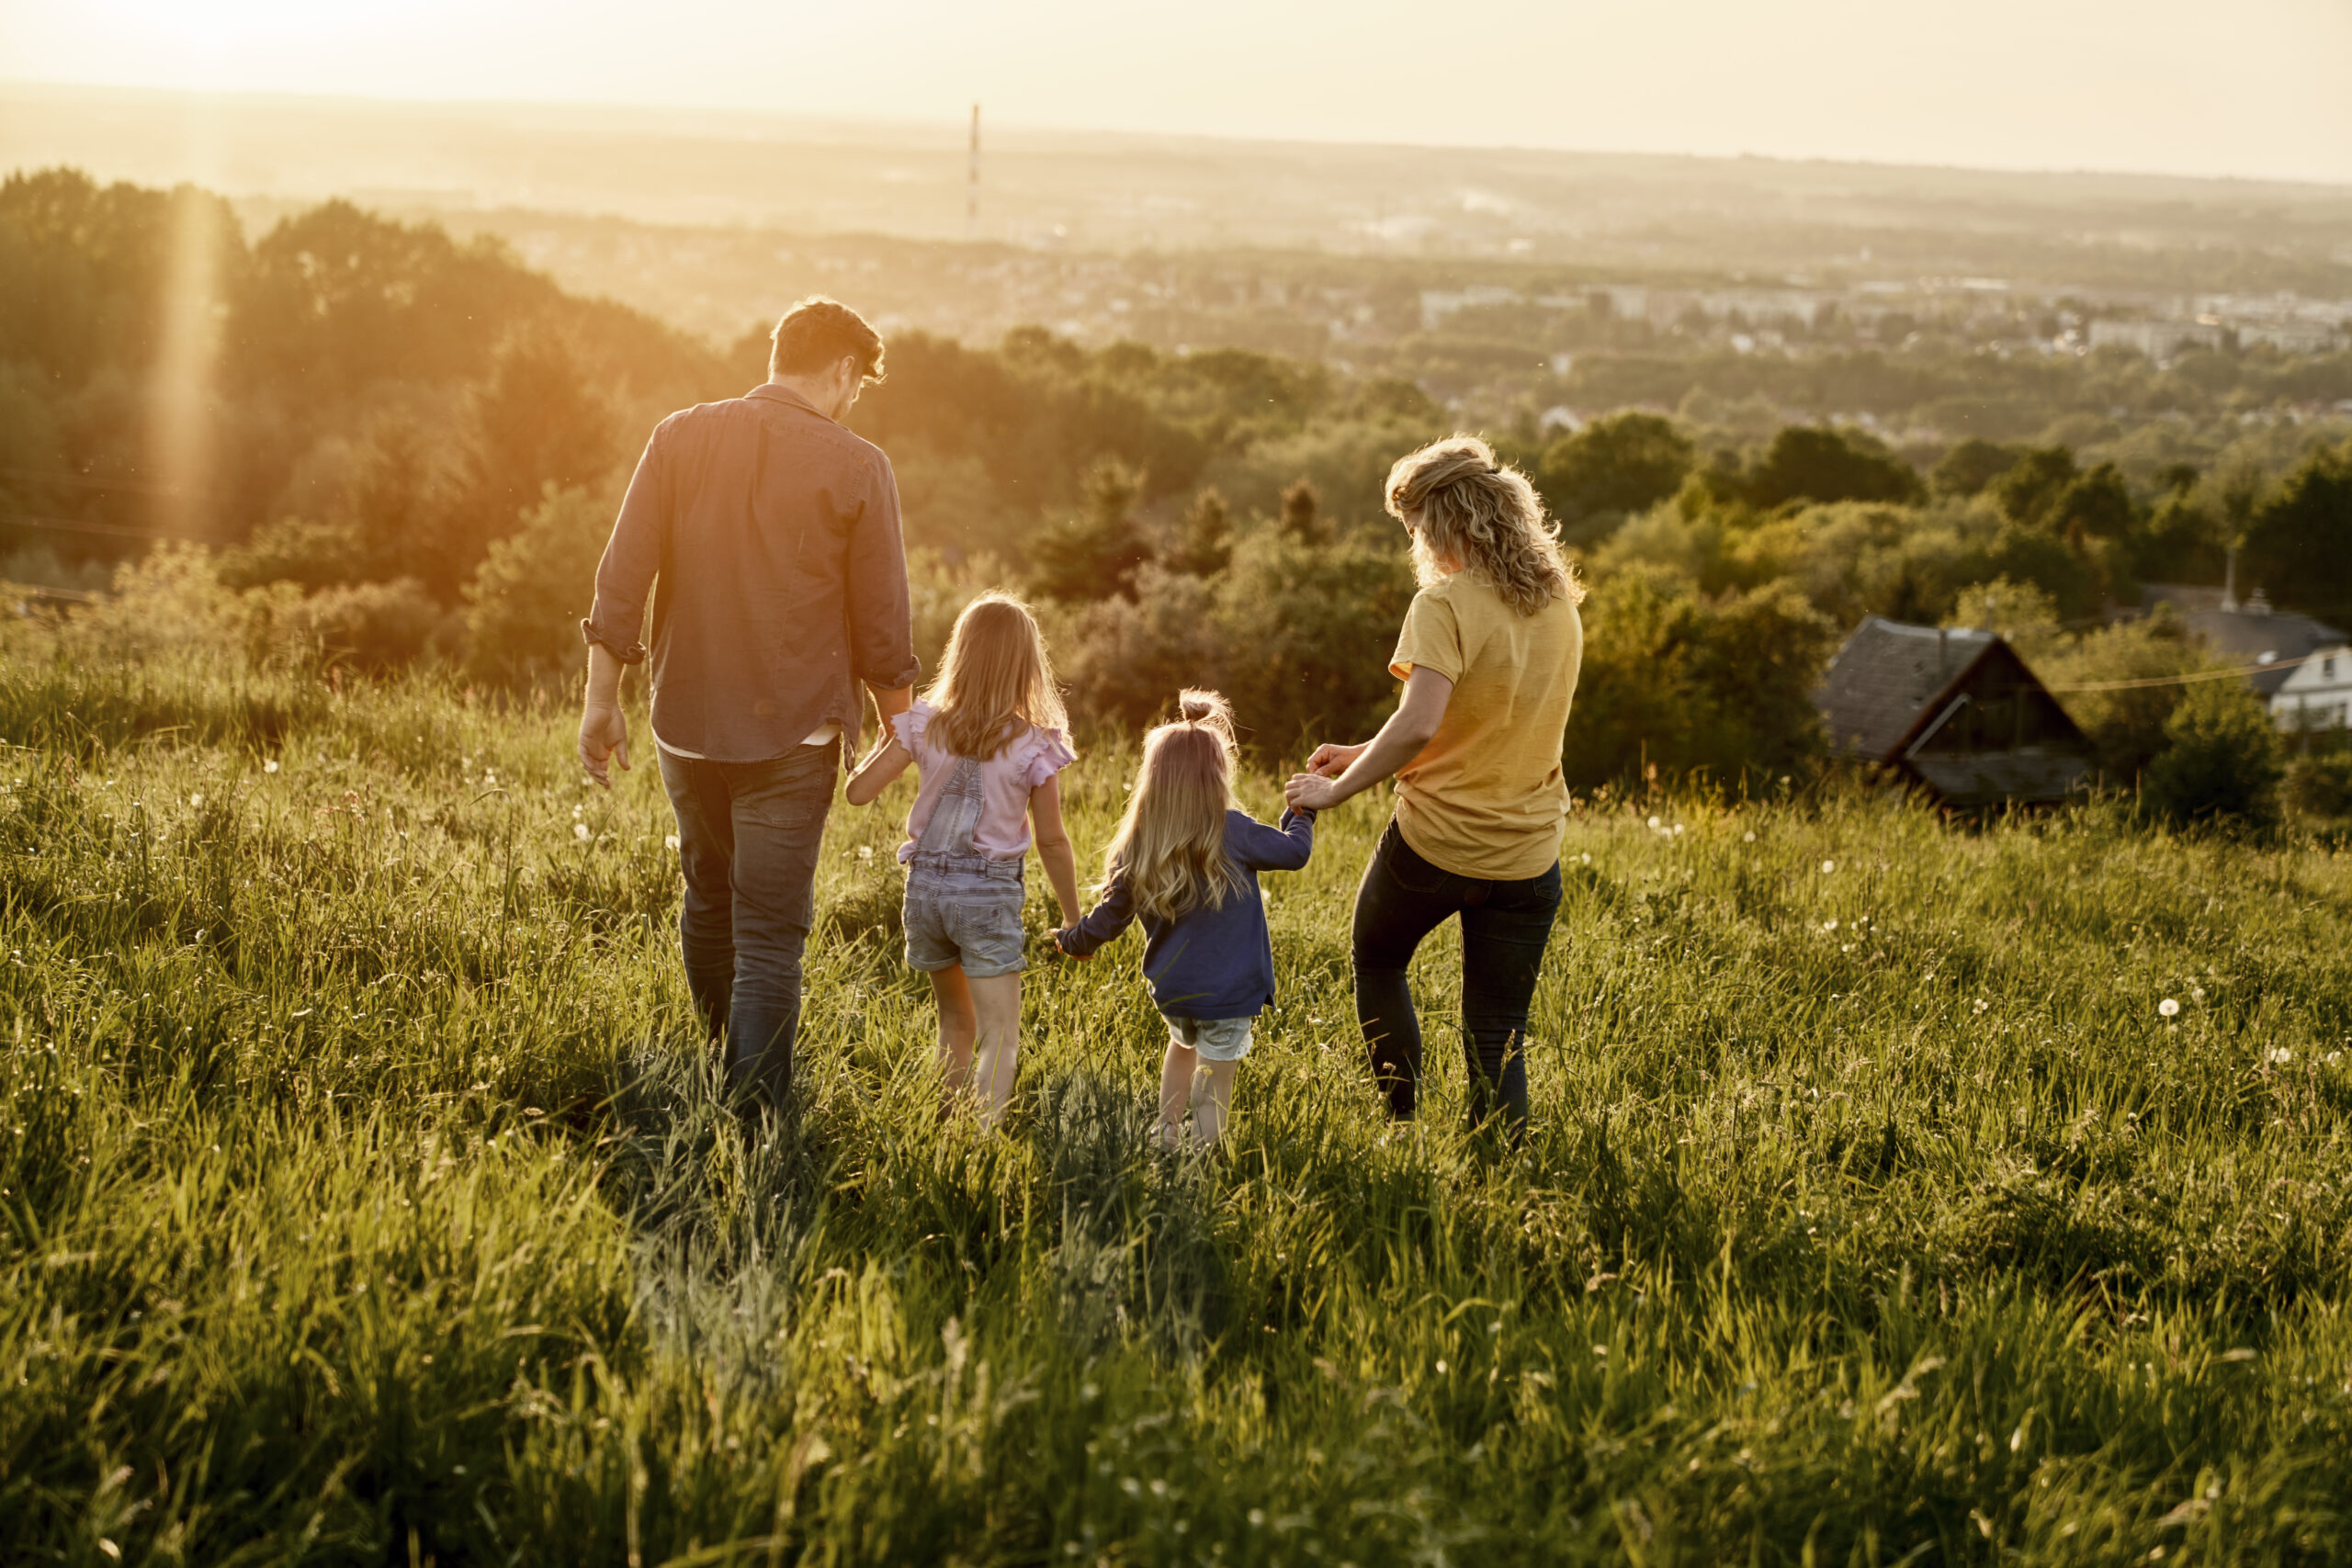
[
  {"xmin": 2191, "ymin": 986, "xmax": 2207, "ymax": 1002},
  {"xmin": 1820, "ymin": 859, "xmax": 1837, "ymax": 874},
  {"xmin": 1743, "ymin": 830, "xmax": 1757, "ymax": 842},
  {"xmin": 187, "ymin": 793, "xmax": 203, "ymax": 807},
  {"xmin": 1646, "ymin": 814, "xmax": 1661, "ymax": 829},
  {"xmin": 1823, "ymin": 919, "xmax": 1838, "ymax": 932},
  {"xmin": 664, "ymin": 833, "xmax": 681, "ymax": 852},
  {"xmin": 2267, "ymin": 1046, "xmax": 2292, "ymax": 1066},
  {"xmin": 263, "ymin": 760, "xmax": 278, "ymax": 773},
  {"xmin": 2159, "ymin": 998, "xmax": 2180, "ymax": 1018},
  {"xmin": 573, "ymin": 822, "xmax": 591, "ymax": 841}
]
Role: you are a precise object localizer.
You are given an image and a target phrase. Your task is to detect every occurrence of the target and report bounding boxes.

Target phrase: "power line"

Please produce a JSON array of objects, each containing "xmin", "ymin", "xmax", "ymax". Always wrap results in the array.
[{"xmin": 2046, "ymin": 650, "xmax": 2324, "ymax": 693}]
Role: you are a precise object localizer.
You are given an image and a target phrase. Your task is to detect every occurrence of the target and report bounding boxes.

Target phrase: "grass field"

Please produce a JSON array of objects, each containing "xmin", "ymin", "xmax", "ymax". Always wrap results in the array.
[{"xmin": 6, "ymin": 633, "xmax": 2352, "ymax": 1565}]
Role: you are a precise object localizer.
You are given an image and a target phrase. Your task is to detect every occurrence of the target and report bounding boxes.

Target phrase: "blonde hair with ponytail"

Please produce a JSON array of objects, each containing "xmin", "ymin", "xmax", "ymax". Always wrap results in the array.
[
  {"xmin": 1385, "ymin": 434, "xmax": 1583, "ymax": 615},
  {"xmin": 1102, "ymin": 690, "xmax": 1246, "ymax": 923}
]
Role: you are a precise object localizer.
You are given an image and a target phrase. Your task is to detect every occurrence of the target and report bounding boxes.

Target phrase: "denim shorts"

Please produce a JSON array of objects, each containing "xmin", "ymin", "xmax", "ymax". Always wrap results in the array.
[
  {"xmin": 1167, "ymin": 1014, "xmax": 1254, "ymax": 1063},
  {"xmin": 903, "ymin": 863, "xmax": 1028, "ymax": 978}
]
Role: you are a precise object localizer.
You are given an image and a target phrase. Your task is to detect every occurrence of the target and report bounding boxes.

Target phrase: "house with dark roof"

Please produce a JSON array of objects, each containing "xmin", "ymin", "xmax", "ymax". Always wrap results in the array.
[
  {"xmin": 2140, "ymin": 583, "xmax": 2346, "ymax": 700},
  {"xmin": 1815, "ymin": 617, "xmax": 2096, "ymax": 807}
]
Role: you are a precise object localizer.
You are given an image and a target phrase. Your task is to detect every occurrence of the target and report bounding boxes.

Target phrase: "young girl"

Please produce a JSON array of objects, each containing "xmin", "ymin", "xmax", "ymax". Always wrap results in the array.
[
  {"xmin": 1054, "ymin": 691, "xmax": 1315, "ymax": 1148},
  {"xmin": 847, "ymin": 593, "xmax": 1081, "ymax": 1126}
]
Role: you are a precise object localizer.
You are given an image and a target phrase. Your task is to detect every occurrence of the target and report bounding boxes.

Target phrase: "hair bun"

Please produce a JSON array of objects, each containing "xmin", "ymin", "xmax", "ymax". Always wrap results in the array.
[{"xmin": 1176, "ymin": 688, "xmax": 1232, "ymax": 728}]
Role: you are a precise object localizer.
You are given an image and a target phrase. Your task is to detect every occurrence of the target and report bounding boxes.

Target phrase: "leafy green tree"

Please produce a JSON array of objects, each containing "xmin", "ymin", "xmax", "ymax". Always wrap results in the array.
[
  {"xmin": 1745, "ymin": 426, "xmax": 1922, "ymax": 509},
  {"xmin": 1566, "ymin": 563, "xmax": 1833, "ymax": 788},
  {"xmin": 2143, "ymin": 681, "xmax": 2284, "ymax": 828},
  {"xmin": 1537, "ymin": 412, "xmax": 1693, "ymax": 531},
  {"xmin": 1992, "ymin": 446, "xmax": 2079, "ymax": 528},
  {"xmin": 1278, "ymin": 479, "xmax": 1327, "ymax": 544},
  {"xmin": 1930, "ymin": 439, "xmax": 2020, "ymax": 498},
  {"xmin": 2244, "ymin": 439, "xmax": 2352, "ymax": 617},
  {"xmin": 451, "ymin": 331, "xmax": 620, "ymax": 595},
  {"xmin": 2049, "ymin": 462, "xmax": 2138, "ymax": 543},
  {"xmin": 1166, "ymin": 488, "xmax": 1234, "ymax": 577},
  {"xmin": 1024, "ymin": 457, "xmax": 1154, "ymax": 603},
  {"xmin": 463, "ymin": 485, "xmax": 612, "ymax": 687},
  {"xmin": 1940, "ymin": 577, "xmax": 2064, "ymax": 661},
  {"xmin": 2040, "ymin": 607, "xmax": 2223, "ymax": 779}
]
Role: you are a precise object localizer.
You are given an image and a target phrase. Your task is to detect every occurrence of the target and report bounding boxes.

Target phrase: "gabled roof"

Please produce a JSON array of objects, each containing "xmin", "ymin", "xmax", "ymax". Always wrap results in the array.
[
  {"xmin": 2142, "ymin": 584, "xmax": 2347, "ymax": 698},
  {"xmin": 1815, "ymin": 617, "xmax": 1998, "ymax": 761}
]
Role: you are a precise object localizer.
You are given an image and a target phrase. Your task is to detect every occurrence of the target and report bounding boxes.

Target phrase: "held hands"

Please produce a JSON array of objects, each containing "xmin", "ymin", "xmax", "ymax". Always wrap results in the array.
[
  {"xmin": 1283, "ymin": 739, "xmax": 1365, "ymax": 812},
  {"xmin": 578, "ymin": 703, "xmax": 630, "ymax": 789},
  {"xmin": 1044, "ymin": 928, "xmax": 1091, "ymax": 962}
]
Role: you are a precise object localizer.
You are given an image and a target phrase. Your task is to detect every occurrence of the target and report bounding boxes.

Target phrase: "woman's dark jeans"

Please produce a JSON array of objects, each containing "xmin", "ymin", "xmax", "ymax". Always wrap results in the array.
[
  {"xmin": 659, "ymin": 739, "xmax": 839, "ymax": 1108},
  {"xmin": 1352, "ymin": 820, "xmax": 1564, "ymax": 1138}
]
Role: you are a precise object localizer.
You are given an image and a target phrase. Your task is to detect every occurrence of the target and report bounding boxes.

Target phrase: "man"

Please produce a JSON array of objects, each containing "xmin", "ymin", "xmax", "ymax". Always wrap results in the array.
[{"xmin": 578, "ymin": 296, "xmax": 917, "ymax": 1108}]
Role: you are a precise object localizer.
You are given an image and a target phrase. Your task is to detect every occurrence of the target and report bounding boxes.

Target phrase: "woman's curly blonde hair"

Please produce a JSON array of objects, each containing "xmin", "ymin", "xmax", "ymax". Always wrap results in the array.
[{"xmin": 1385, "ymin": 434, "xmax": 1583, "ymax": 615}]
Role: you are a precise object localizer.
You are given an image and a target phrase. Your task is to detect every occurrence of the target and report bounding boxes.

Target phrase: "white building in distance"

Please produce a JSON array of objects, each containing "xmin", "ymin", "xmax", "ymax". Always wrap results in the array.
[
  {"xmin": 2272, "ymin": 645, "xmax": 2352, "ymax": 735},
  {"xmin": 2088, "ymin": 320, "xmax": 2224, "ymax": 358}
]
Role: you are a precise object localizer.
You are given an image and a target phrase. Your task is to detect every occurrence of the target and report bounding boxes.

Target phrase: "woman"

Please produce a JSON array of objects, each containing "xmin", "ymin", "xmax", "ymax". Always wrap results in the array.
[{"xmin": 1284, "ymin": 434, "xmax": 1584, "ymax": 1140}]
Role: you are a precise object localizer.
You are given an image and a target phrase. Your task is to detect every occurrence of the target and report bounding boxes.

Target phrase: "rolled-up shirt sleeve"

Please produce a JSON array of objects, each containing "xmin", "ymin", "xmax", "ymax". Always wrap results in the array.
[
  {"xmin": 846, "ymin": 456, "xmax": 921, "ymax": 691},
  {"xmin": 584, "ymin": 423, "xmax": 672, "ymax": 657}
]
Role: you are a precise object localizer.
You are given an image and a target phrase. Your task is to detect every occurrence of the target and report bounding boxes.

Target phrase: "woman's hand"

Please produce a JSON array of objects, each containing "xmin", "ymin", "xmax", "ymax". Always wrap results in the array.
[
  {"xmin": 1303, "ymin": 740, "xmax": 1367, "ymax": 778},
  {"xmin": 1284, "ymin": 772, "xmax": 1346, "ymax": 812}
]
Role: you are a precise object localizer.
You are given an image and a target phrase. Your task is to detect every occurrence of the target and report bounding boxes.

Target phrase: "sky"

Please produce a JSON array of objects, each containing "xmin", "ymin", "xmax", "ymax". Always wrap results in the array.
[{"xmin": 6, "ymin": 0, "xmax": 2350, "ymax": 185}]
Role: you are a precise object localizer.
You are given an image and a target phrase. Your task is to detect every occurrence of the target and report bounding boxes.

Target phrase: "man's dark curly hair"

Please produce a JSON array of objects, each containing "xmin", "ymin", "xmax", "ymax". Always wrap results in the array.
[{"xmin": 768, "ymin": 296, "xmax": 886, "ymax": 383}]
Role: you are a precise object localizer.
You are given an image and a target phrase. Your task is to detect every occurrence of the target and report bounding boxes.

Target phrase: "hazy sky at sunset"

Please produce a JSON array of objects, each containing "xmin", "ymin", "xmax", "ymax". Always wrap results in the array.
[{"xmin": 6, "ymin": 0, "xmax": 2348, "ymax": 185}]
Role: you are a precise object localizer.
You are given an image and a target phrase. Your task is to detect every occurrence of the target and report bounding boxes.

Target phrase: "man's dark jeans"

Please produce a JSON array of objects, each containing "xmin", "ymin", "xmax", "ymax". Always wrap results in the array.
[
  {"xmin": 659, "ymin": 740, "xmax": 838, "ymax": 1107},
  {"xmin": 1352, "ymin": 820, "xmax": 1564, "ymax": 1139}
]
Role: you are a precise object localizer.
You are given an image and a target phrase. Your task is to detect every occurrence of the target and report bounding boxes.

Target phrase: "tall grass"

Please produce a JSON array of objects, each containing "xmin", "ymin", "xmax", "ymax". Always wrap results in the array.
[{"xmin": 5, "ymin": 637, "xmax": 2352, "ymax": 1563}]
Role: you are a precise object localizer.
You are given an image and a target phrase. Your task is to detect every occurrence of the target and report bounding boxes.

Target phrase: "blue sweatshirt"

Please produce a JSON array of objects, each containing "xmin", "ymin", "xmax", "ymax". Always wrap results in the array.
[{"xmin": 1056, "ymin": 807, "xmax": 1315, "ymax": 1021}]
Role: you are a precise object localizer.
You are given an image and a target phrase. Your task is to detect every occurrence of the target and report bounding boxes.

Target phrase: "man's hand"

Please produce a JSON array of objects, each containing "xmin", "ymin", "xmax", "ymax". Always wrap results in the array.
[
  {"xmin": 1285, "ymin": 772, "xmax": 1346, "ymax": 812},
  {"xmin": 579, "ymin": 703, "xmax": 631, "ymax": 789},
  {"xmin": 1304, "ymin": 741, "xmax": 1367, "ymax": 778}
]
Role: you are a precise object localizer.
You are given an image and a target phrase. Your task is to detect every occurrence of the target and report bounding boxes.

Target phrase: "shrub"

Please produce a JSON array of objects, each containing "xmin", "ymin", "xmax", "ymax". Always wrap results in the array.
[
  {"xmin": 2284, "ymin": 751, "xmax": 2352, "ymax": 819},
  {"xmin": 292, "ymin": 578, "xmax": 447, "ymax": 673},
  {"xmin": 2143, "ymin": 682, "xmax": 2284, "ymax": 828},
  {"xmin": 463, "ymin": 485, "xmax": 611, "ymax": 688},
  {"xmin": 1567, "ymin": 563, "xmax": 1833, "ymax": 789},
  {"xmin": 2037, "ymin": 608, "xmax": 2219, "ymax": 779}
]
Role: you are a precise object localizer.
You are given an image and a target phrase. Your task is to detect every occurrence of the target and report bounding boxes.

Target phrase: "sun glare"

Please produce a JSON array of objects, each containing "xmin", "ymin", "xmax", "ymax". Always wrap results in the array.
[{"xmin": 80, "ymin": 0, "xmax": 429, "ymax": 78}]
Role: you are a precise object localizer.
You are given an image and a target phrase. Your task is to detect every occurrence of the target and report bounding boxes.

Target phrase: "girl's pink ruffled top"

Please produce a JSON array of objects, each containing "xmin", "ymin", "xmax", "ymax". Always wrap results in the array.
[{"xmin": 891, "ymin": 699, "xmax": 1077, "ymax": 862}]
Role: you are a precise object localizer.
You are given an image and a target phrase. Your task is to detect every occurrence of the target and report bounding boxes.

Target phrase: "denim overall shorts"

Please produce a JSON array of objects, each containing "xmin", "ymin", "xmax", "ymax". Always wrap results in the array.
[{"xmin": 902, "ymin": 752, "xmax": 1029, "ymax": 978}]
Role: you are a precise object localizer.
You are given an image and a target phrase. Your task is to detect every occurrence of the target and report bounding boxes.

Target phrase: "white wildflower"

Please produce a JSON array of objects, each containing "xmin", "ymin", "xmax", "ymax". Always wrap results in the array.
[
  {"xmin": 2158, "ymin": 998, "xmax": 2180, "ymax": 1018},
  {"xmin": 263, "ymin": 760, "xmax": 279, "ymax": 773},
  {"xmin": 1646, "ymin": 814, "xmax": 1661, "ymax": 829},
  {"xmin": 1973, "ymin": 998, "xmax": 1989, "ymax": 1014},
  {"xmin": 187, "ymin": 793, "xmax": 203, "ymax": 807},
  {"xmin": 573, "ymin": 822, "xmax": 591, "ymax": 842},
  {"xmin": 1672, "ymin": 823, "xmax": 1685, "ymax": 837},
  {"xmin": 1743, "ymin": 830, "xmax": 1756, "ymax": 842},
  {"xmin": 1820, "ymin": 859, "xmax": 1836, "ymax": 874},
  {"xmin": 664, "ymin": 834, "xmax": 681, "ymax": 852},
  {"xmin": 2267, "ymin": 1046, "xmax": 2292, "ymax": 1066},
  {"xmin": 1823, "ymin": 919, "xmax": 1838, "ymax": 932},
  {"xmin": 2191, "ymin": 986, "xmax": 2206, "ymax": 1002}
]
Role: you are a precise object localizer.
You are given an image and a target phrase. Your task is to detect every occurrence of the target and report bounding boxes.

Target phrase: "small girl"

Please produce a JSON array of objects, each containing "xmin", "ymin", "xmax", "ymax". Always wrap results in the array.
[
  {"xmin": 1054, "ymin": 691, "xmax": 1315, "ymax": 1148},
  {"xmin": 847, "ymin": 592, "xmax": 1081, "ymax": 1126}
]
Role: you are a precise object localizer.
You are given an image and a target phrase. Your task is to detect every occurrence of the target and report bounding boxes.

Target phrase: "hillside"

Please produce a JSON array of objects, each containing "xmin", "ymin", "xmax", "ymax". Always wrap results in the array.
[{"xmin": 6, "ymin": 610, "xmax": 2352, "ymax": 1559}]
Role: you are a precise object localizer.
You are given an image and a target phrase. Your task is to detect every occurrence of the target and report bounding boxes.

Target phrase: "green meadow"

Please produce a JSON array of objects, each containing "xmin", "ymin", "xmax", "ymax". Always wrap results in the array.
[{"xmin": 6, "ymin": 633, "xmax": 2352, "ymax": 1565}]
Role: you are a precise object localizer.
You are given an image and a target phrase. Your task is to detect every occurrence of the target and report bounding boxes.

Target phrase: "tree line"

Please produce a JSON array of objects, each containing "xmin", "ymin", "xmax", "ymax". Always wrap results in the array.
[{"xmin": 6, "ymin": 169, "xmax": 2350, "ymax": 818}]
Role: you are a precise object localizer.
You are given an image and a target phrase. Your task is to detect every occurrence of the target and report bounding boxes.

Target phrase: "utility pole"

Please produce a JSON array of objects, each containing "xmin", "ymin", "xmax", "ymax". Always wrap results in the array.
[{"xmin": 966, "ymin": 103, "xmax": 980, "ymax": 243}]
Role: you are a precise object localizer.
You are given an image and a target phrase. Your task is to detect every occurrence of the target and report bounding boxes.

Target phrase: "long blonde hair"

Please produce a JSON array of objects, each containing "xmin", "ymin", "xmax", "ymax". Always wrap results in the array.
[
  {"xmin": 1102, "ymin": 690, "xmax": 1244, "ymax": 923},
  {"xmin": 1385, "ymin": 434, "xmax": 1583, "ymax": 615},
  {"xmin": 922, "ymin": 592, "xmax": 1068, "ymax": 759}
]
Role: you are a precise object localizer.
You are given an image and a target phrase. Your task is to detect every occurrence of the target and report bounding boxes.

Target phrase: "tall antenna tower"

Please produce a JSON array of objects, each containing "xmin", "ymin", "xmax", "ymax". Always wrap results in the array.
[{"xmin": 966, "ymin": 103, "xmax": 981, "ymax": 243}]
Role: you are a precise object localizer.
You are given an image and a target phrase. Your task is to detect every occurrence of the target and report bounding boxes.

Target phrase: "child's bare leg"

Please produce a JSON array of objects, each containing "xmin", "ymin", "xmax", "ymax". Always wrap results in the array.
[
  {"xmin": 930, "ymin": 966, "xmax": 978, "ymax": 1111},
  {"xmin": 1159, "ymin": 1040, "xmax": 1199, "ymax": 1148},
  {"xmin": 1191, "ymin": 1059, "xmax": 1239, "ymax": 1144},
  {"xmin": 967, "ymin": 973, "xmax": 1024, "ymax": 1128}
]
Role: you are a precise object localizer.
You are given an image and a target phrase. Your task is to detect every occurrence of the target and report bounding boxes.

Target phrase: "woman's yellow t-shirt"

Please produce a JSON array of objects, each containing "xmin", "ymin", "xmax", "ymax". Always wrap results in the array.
[{"xmin": 1387, "ymin": 573, "xmax": 1583, "ymax": 880}]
